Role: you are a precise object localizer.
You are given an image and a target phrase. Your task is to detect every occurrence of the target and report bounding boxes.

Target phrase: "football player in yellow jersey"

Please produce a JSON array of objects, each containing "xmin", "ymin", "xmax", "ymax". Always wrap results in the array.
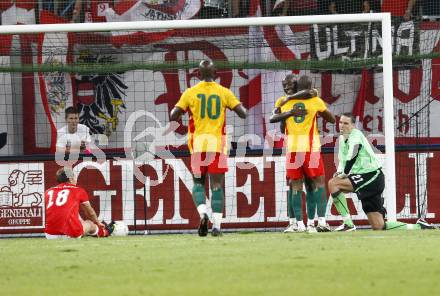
[
  {"xmin": 270, "ymin": 75, "xmax": 335, "ymax": 233},
  {"xmin": 170, "ymin": 60, "xmax": 247, "ymax": 237}
]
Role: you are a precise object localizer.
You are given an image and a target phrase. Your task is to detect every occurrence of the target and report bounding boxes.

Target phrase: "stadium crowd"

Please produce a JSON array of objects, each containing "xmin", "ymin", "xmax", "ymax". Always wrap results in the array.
[{"xmin": 0, "ymin": 0, "xmax": 439, "ymax": 25}]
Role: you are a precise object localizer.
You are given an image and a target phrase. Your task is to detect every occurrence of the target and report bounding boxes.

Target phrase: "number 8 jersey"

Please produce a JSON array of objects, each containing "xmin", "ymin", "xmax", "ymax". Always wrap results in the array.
[
  {"xmin": 275, "ymin": 96, "xmax": 327, "ymax": 153},
  {"xmin": 176, "ymin": 81, "xmax": 241, "ymax": 154},
  {"xmin": 44, "ymin": 183, "xmax": 89, "ymax": 237}
]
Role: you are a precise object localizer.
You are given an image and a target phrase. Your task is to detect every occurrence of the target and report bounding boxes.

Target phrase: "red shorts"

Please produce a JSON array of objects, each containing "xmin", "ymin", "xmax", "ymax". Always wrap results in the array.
[
  {"xmin": 190, "ymin": 152, "xmax": 228, "ymax": 175},
  {"xmin": 286, "ymin": 152, "xmax": 325, "ymax": 180},
  {"xmin": 45, "ymin": 216, "xmax": 84, "ymax": 238},
  {"xmin": 65, "ymin": 217, "xmax": 85, "ymax": 238}
]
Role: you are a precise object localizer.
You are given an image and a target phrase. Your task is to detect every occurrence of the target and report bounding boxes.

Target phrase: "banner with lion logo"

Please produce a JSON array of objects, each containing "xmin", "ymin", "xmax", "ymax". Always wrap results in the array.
[{"xmin": 0, "ymin": 163, "xmax": 44, "ymax": 230}]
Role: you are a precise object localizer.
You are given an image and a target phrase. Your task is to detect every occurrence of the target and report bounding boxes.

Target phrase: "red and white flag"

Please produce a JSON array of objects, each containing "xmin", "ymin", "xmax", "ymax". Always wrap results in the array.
[
  {"xmin": 103, "ymin": 0, "xmax": 199, "ymax": 46},
  {"xmin": 0, "ymin": 1, "xmax": 35, "ymax": 25},
  {"xmin": 104, "ymin": 0, "xmax": 200, "ymax": 23},
  {"xmin": 35, "ymin": 11, "xmax": 75, "ymax": 150},
  {"xmin": 240, "ymin": 0, "xmax": 265, "ymax": 147},
  {"xmin": 84, "ymin": 0, "xmax": 113, "ymax": 23},
  {"xmin": 0, "ymin": 0, "xmax": 35, "ymax": 155},
  {"xmin": 0, "ymin": 35, "xmax": 13, "ymax": 155},
  {"xmin": 352, "ymin": 69, "xmax": 380, "ymax": 128}
]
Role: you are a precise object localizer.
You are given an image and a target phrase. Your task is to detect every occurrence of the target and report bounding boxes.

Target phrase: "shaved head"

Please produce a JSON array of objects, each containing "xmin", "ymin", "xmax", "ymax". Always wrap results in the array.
[
  {"xmin": 282, "ymin": 74, "xmax": 297, "ymax": 95},
  {"xmin": 199, "ymin": 59, "xmax": 216, "ymax": 81},
  {"xmin": 297, "ymin": 75, "xmax": 312, "ymax": 91},
  {"xmin": 283, "ymin": 74, "xmax": 295, "ymax": 83}
]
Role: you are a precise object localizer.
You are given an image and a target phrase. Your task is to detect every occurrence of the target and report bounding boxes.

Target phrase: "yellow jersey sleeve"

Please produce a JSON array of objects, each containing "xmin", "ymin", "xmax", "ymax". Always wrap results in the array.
[
  {"xmin": 224, "ymin": 88, "xmax": 241, "ymax": 110},
  {"xmin": 275, "ymin": 97, "xmax": 284, "ymax": 108},
  {"xmin": 315, "ymin": 97, "xmax": 327, "ymax": 112},
  {"xmin": 175, "ymin": 91, "xmax": 189, "ymax": 111}
]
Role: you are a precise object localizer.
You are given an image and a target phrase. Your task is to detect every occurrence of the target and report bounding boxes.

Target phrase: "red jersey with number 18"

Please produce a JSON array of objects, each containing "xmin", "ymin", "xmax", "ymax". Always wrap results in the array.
[{"xmin": 44, "ymin": 183, "xmax": 89, "ymax": 237}]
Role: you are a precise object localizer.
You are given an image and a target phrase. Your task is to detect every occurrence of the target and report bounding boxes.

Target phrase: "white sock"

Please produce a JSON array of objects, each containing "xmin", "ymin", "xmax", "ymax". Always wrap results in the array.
[
  {"xmin": 318, "ymin": 217, "xmax": 326, "ymax": 226},
  {"xmin": 297, "ymin": 221, "xmax": 306, "ymax": 229},
  {"xmin": 406, "ymin": 224, "xmax": 416, "ymax": 230},
  {"xmin": 289, "ymin": 218, "xmax": 297, "ymax": 225},
  {"xmin": 307, "ymin": 219, "xmax": 315, "ymax": 226},
  {"xmin": 197, "ymin": 204, "xmax": 207, "ymax": 219},
  {"xmin": 212, "ymin": 212, "xmax": 223, "ymax": 229}
]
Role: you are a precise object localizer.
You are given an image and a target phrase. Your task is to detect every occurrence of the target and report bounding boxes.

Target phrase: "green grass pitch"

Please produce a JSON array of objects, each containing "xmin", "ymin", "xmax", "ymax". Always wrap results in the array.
[{"xmin": 1, "ymin": 230, "xmax": 440, "ymax": 296}]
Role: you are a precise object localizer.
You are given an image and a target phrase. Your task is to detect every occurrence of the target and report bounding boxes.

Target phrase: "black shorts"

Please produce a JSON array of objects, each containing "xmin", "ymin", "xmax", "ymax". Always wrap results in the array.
[{"xmin": 348, "ymin": 170, "xmax": 385, "ymax": 215}]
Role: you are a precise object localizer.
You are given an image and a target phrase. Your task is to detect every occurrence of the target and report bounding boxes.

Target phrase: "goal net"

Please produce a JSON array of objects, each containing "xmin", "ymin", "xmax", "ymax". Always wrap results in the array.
[{"xmin": 1, "ymin": 10, "xmax": 437, "ymax": 235}]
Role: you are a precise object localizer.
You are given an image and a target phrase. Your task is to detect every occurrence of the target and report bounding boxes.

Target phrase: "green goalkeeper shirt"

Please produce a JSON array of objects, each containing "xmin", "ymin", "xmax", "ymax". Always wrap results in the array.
[{"xmin": 337, "ymin": 128, "xmax": 381, "ymax": 175}]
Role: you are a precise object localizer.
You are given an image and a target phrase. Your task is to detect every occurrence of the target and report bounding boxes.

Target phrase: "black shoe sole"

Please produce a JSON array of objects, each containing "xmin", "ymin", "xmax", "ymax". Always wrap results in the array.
[
  {"xmin": 418, "ymin": 224, "xmax": 437, "ymax": 230},
  {"xmin": 198, "ymin": 215, "xmax": 209, "ymax": 237},
  {"xmin": 417, "ymin": 219, "xmax": 437, "ymax": 230},
  {"xmin": 211, "ymin": 229, "xmax": 222, "ymax": 237}
]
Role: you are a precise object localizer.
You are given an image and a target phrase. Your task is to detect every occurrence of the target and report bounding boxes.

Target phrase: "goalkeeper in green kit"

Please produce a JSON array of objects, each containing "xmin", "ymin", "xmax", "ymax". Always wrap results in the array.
[{"xmin": 328, "ymin": 113, "xmax": 436, "ymax": 231}]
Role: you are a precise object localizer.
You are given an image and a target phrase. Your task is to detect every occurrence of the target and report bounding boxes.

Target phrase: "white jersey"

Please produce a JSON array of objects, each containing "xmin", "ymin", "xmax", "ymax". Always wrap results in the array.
[{"xmin": 56, "ymin": 124, "xmax": 91, "ymax": 151}]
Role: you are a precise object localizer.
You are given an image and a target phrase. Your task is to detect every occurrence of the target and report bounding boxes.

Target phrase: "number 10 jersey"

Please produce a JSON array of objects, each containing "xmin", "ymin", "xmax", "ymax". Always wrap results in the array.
[{"xmin": 176, "ymin": 81, "xmax": 241, "ymax": 154}]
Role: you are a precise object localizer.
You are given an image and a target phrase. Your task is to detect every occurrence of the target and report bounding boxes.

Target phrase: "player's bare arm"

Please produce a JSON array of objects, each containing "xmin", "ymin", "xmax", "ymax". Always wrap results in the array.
[
  {"xmin": 318, "ymin": 109, "xmax": 336, "ymax": 123},
  {"xmin": 280, "ymin": 120, "xmax": 286, "ymax": 133},
  {"xmin": 279, "ymin": 88, "xmax": 318, "ymax": 107},
  {"xmin": 232, "ymin": 104, "xmax": 247, "ymax": 119},
  {"xmin": 81, "ymin": 201, "xmax": 104, "ymax": 228},
  {"xmin": 170, "ymin": 106, "xmax": 186, "ymax": 122},
  {"xmin": 269, "ymin": 106, "xmax": 307, "ymax": 123}
]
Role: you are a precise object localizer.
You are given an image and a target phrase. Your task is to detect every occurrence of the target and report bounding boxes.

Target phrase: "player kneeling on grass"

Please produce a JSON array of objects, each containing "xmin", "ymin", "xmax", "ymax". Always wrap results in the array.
[
  {"xmin": 328, "ymin": 113, "xmax": 436, "ymax": 231},
  {"xmin": 44, "ymin": 167, "xmax": 113, "ymax": 239},
  {"xmin": 170, "ymin": 60, "xmax": 247, "ymax": 237}
]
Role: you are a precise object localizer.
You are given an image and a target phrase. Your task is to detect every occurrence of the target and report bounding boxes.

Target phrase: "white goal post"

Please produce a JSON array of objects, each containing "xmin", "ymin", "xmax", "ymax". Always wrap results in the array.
[{"xmin": 0, "ymin": 13, "xmax": 397, "ymax": 221}]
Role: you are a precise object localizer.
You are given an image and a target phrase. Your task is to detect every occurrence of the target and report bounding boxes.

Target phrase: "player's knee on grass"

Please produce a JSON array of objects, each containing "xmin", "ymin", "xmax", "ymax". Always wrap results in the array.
[
  {"xmin": 379, "ymin": 207, "xmax": 387, "ymax": 219},
  {"xmin": 362, "ymin": 194, "xmax": 386, "ymax": 230},
  {"xmin": 366, "ymin": 212, "xmax": 385, "ymax": 230}
]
